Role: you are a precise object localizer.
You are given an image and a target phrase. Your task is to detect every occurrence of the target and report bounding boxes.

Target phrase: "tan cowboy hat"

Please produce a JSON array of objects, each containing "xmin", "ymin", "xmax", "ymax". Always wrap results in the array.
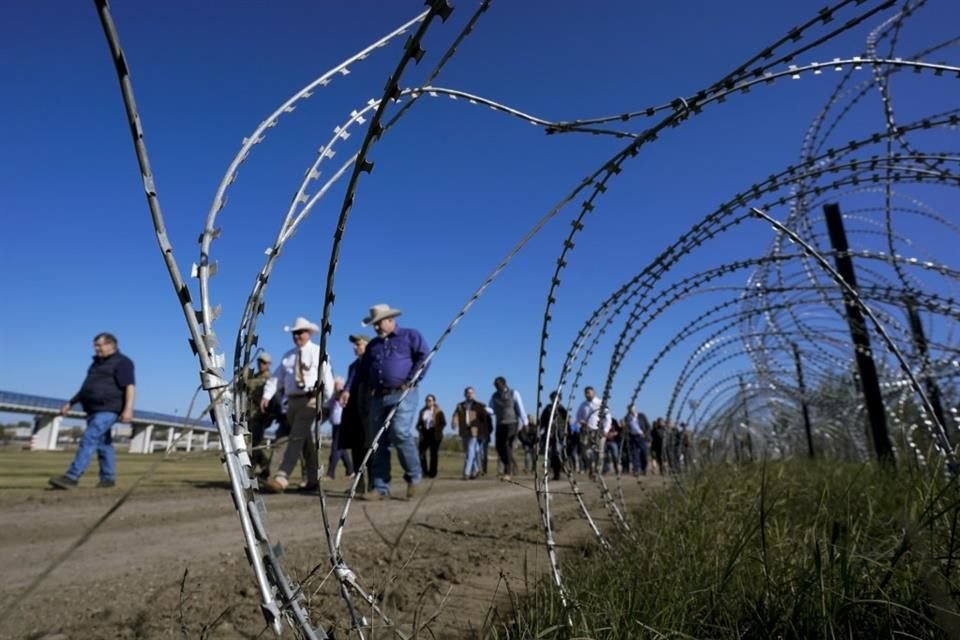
[
  {"xmin": 349, "ymin": 334, "xmax": 373, "ymax": 344},
  {"xmin": 257, "ymin": 351, "xmax": 272, "ymax": 363},
  {"xmin": 283, "ymin": 316, "xmax": 320, "ymax": 333},
  {"xmin": 361, "ymin": 303, "xmax": 401, "ymax": 327}
]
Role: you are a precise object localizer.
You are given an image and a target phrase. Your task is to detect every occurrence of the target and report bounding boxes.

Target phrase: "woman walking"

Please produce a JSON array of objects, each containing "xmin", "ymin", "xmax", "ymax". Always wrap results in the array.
[{"xmin": 417, "ymin": 394, "xmax": 447, "ymax": 478}]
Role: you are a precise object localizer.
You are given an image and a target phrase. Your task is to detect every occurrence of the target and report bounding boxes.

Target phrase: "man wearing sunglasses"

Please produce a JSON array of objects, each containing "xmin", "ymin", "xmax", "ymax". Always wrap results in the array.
[{"xmin": 260, "ymin": 316, "xmax": 334, "ymax": 493}]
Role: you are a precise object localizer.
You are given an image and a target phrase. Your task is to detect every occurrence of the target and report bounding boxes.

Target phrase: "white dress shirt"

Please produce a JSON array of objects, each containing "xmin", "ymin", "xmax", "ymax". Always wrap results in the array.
[
  {"xmin": 577, "ymin": 397, "xmax": 605, "ymax": 431},
  {"xmin": 262, "ymin": 341, "xmax": 335, "ymax": 403}
]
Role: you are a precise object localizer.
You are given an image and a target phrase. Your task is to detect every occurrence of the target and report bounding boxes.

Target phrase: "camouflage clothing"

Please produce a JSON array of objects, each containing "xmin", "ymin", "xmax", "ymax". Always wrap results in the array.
[
  {"xmin": 246, "ymin": 369, "xmax": 270, "ymax": 416},
  {"xmin": 245, "ymin": 368, "xmax": 273, "ymax": 479}
]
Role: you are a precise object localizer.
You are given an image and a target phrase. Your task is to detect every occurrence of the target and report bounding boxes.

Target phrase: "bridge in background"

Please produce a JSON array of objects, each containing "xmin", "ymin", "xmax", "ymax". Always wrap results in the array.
[{"xmin": 0, "ymin": 390, "xmax": 218, "ymax": 454}]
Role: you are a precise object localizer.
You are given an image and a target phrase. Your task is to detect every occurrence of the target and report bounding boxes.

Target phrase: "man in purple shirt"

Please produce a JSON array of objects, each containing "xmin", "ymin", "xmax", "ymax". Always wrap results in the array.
[{"xmin": 353, "ymin": 303, "xmax": 429, "ymax": 500}]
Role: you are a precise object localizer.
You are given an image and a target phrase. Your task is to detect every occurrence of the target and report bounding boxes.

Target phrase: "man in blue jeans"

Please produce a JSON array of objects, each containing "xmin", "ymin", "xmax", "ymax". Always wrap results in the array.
[
  {"xmin": 50, "ymin": 332, "xmax": 136, "ymax": 489},
  {"xmin": 451, "ymin": 386, "xmax": 492, "ymax": 480},
  {"xmin": 623, "ymin": 405, "xmax": 650, "ymax": 476},
  {"xmin": 348, "ymin": 303, "xmax": 429, "ymax": 500}
]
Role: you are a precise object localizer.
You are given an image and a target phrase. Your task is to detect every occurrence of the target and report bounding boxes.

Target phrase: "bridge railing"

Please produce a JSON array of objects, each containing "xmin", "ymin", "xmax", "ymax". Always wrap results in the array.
[{"xmin": 0, "ymin": 390, "xmax": 217, "ymax": 454}]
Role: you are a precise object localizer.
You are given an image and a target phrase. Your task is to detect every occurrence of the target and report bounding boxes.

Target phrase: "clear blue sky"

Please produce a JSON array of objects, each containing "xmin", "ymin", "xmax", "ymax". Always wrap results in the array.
[{"xmin": 1, "ymin": 1, "xmax": 957, "ymax": 427}]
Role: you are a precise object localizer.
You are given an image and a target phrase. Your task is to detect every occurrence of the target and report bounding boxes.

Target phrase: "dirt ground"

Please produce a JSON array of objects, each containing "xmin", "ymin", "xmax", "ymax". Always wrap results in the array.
[{"xmin": 0, "ymin": 457, "xmax": 664, "ymax": 639}]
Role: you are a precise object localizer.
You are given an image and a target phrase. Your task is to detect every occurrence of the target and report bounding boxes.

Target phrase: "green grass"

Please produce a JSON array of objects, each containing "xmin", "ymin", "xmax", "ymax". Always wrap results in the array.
[
  {"xmin": 0, "ymin": 447, "xmax": 227, "ymax": 490},
  {"xmin": 0, "ymin": 443, "xmax": 478, "ymax": 491},
  {"xmin": 502, "ymin": 460, "xmax": 960, "ymax": 639}
]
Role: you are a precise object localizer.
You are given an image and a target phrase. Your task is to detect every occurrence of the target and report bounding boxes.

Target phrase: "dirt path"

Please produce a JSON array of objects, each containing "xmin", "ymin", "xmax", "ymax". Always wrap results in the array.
[{"xmin": 0, "ymin": 472, "xmax": 665, "ymax": 639}]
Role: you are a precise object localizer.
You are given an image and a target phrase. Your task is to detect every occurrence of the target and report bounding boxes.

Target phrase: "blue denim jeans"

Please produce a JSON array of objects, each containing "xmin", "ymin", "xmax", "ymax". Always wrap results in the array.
[
  {"xmin": 602, "ymin": 441, "xmax": 620, "ymax": 474},
  {"xmin": 479, "ymin": 435, "xmax": 490, "ymax": 474},
  {"xmin": 523, "ymin": 445, "xmax": 536, "ymax": 472},
  {"xmin": 368, "ymin": 388, "xmax": 422, "ymax": 495},
  {"xmin": 326, "ymin": 424, "xmax": 355, "ymax": 479},
  {"xmin": 67, "ymin": 411, "xmax": 118, "ymax": 482},
  {"xmin": 461, "ymin": 435, "xmax": 480, "ymax": 477},
  {"xmin": 627, "ymin": 433, "xmax": 648, "ymax": 474}
]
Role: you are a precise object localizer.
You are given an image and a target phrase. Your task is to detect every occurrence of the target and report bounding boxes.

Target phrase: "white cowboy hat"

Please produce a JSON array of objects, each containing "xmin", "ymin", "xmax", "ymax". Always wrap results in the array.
[
  {"xmin": 361, "ymin": 303, "xmax": 402, "ymax": 327},
  {"xmin": 257, "ymin": 351, "xmax": 272, "ymax": 363},
  {"xmin": 283, "ymin": 316, "xmax": 320, "ymax": 333}
]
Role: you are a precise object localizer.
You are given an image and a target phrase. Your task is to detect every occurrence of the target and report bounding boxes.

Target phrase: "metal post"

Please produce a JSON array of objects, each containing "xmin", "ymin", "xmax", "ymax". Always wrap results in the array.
[
  {"xmin": 731, "ymin": 412, "xmax": 741, "ymax": 464},
  {"xmin": 792, "ymin": 343, "xmax": 815, "ymax": 459},
  {"xmin": 823, "ymin": 203, "xmax": 895, "ymax": 465},
  {"xmin": 739, "ymin": 376, "xmax": 754, "ymax": 462},
  {"xmin": 31, "ymin": 415, "xmax": 63, "ymax": 451},
  {"xmin": 904, "ymin": 296, "xmax": 950, "ymax": 442}
]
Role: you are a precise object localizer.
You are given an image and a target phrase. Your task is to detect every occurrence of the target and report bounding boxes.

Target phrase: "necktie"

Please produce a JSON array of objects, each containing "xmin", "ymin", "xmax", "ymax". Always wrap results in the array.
[{"xmin": 295, "ymin": 349, "xmax": 305, "ymax": 387}]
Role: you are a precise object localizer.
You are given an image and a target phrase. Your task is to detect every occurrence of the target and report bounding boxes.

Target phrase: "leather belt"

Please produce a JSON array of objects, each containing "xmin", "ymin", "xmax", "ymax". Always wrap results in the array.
[{"xmin": 371, "ymin": 386, "xmax": 404, "ymax": 397}]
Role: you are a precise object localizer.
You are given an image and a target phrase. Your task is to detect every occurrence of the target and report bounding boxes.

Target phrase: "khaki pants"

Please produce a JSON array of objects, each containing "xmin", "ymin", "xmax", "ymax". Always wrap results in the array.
[{"xmin": 274, "ymin": 396, "xmax": 319, "ymax": 485}]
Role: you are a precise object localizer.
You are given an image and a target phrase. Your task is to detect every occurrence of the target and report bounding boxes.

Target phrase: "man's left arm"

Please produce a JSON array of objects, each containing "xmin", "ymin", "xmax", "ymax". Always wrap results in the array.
[
  {"xmin": 116, "ymin": 357, "xmax": 136, "ymax": 422},
  {"xmin": 406, "ymin": 329, "xmax": 430, "ymax": 386},
  {"xmin": 121, "ymin": 385, "xmax": 136, "ymax": 423},
  {"xmin": 513, "ymin": 390, "xmax": 526, "ymax": 425}
]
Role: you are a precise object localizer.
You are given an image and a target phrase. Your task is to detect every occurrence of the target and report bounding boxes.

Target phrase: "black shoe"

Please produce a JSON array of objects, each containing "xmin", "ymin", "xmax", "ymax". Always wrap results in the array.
[
  {"xmin": 296, "ymin": 484, "xmax": 319, "ymax": 493},
  {"xmin": 49, "ymin": 475, "xmax": 79, "ymax": 490},
  {"xmin": 96, "ymin": 480, "xmax": 116, "ymax": 488}
]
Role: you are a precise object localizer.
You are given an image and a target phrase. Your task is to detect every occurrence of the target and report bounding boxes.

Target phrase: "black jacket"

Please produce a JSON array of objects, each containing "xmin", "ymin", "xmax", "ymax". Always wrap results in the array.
[{"xmin": 72, "ymin": 352, "xmax": 135, "ymax": 414}]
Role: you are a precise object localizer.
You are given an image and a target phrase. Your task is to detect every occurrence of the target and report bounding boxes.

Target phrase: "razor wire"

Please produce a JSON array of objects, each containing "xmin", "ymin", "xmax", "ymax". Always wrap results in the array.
[
  {"xmin": 538, "ymin": 12, "xmax": 959, "ymax": 614},
  {"xmin": 80, "ymin": 0, "xmax": 960, "ymax": 636}
]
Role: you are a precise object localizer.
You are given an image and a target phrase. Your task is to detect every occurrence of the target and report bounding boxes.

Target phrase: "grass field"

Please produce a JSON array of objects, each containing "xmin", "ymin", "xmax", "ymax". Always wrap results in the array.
[
  {"xmin": 0, "ymin": 447, "xmax": 228, "ymax": 490},
  {"xmin": 0, "ymin": 443, "xmax": 483, "ymax": 491},
  {"xmin": 505, "ymin": 459, "xmax": 960, "ymax": 639}
]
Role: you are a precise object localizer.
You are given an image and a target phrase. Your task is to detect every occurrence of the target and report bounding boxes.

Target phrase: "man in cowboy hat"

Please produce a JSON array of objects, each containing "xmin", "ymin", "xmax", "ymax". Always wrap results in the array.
[
  {"xmin": 260, "ymin": 317, "xmax": 334, "ymax": 493},
  {"xmin": 349, "ymin": 303, "xmax": 429, "ymax": 500}
]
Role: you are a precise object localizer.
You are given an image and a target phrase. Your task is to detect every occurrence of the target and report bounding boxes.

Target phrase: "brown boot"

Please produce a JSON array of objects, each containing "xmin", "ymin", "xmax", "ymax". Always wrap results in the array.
[{"xmin": 261, "ymin": 477, "xmax": 287, "ymax": 494}]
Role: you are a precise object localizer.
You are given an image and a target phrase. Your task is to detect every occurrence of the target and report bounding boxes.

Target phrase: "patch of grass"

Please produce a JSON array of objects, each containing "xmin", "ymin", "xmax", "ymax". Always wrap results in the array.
[
  {"xmin": 0, "ymin": 448, "xmax": 226, "ymax": 490},
  {"xmin": 502, "ymin": 460, "xmax": 960, "ymax": 639},
  {"xmin": 0, "ymin": 445, "xmax": 476, "ymax": 491}
]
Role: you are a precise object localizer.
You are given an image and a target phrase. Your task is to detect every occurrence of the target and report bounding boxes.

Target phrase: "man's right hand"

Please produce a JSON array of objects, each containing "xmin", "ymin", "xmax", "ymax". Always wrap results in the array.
[
  {"xmin": 339, "ymin": 391, "xmax": 350, "ymax": 405},
  {"xmin": 60, "ymin": 403, "xmax": 72, "ymax": 416},
  {"xmin": 259, "ymin": 397, "xmax": 269, "ymax": 412}
]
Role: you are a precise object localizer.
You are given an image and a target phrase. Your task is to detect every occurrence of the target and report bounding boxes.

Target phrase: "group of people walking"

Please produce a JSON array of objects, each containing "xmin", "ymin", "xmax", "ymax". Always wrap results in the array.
[
  {"xmin": 446, "ymin": 377, "xmax": 528, "ymax": 481},
  {"xmin": 537, "ymin": 389, "xmax": 693, "ymax": 481},
  {"xmin": 567, "ymin": 402, "xmax": 694, "ymax": 478},
  {"xmin": 47, "ymin": 304, "xmax": 691, "ymax": 495},
  {"xmin": 249, "ymin": 303, "xmax": 432, "ymax": 500}
]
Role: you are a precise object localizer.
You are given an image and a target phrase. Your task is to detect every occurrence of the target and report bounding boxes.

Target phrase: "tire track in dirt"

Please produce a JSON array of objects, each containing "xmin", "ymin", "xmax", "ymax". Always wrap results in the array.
[{"xmin": 0, "ymin": 474, "xmax": 666, "ymax": 639}]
